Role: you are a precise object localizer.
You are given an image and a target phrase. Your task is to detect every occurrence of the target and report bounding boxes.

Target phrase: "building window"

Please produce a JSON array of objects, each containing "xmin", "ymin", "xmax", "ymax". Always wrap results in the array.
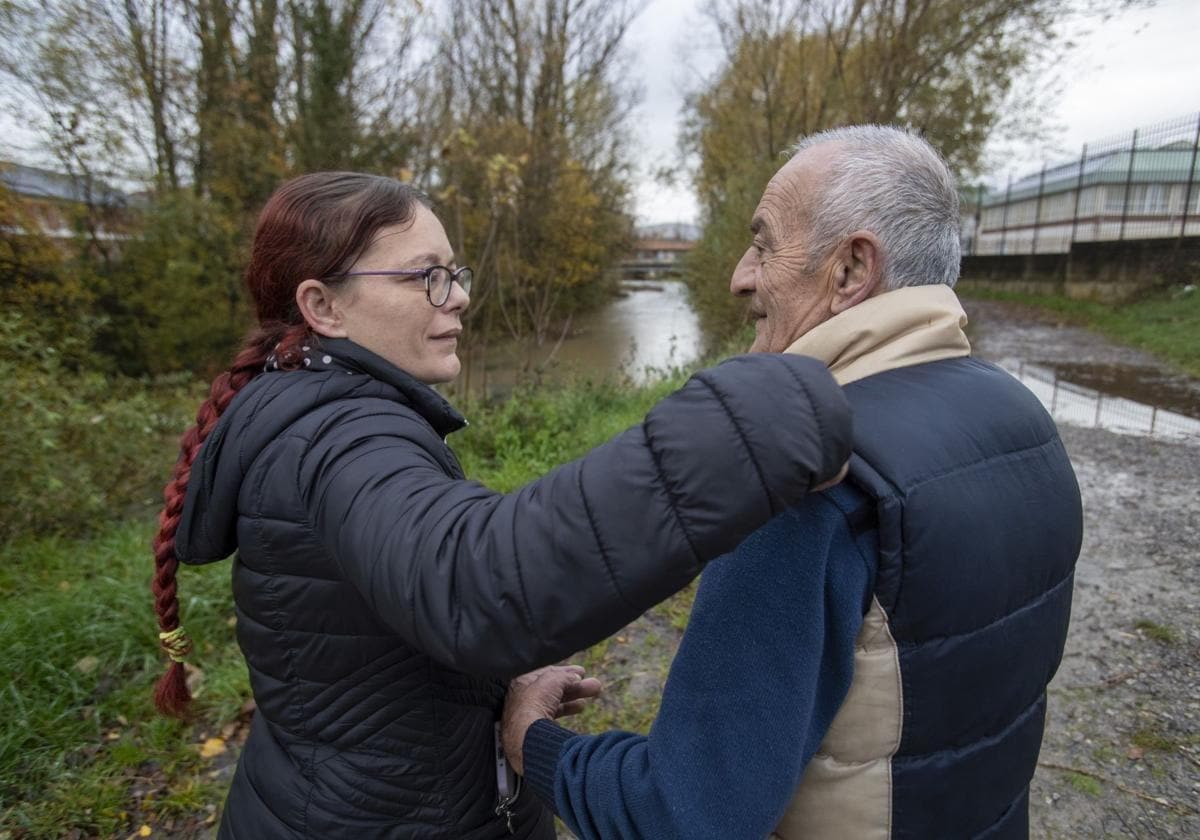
[{"xmin": 1105, "ymin": 186, "xmax": 1127, "ymax": 214}]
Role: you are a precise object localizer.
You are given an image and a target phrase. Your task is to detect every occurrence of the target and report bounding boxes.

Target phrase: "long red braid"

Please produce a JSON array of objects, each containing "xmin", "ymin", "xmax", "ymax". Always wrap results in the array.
[
  {"xmin": 151, "ymin": 324, "xmax": 309, "ymax": 716},
  {"xmin": 150, "ymin": 172, "xmax": 425, "ymax": 718}
]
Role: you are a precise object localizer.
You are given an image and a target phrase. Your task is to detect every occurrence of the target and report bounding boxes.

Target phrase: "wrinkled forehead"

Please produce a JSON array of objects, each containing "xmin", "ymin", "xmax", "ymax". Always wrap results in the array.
[{"xmin": 753, "ymin": 144, "xmax": 838, "ymax": 240}]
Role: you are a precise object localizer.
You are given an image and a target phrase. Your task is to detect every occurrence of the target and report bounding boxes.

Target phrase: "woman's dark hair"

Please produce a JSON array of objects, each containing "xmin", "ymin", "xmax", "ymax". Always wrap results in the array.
[{"xmin": 152, "ymin": 173, "xmax": 427, "ymax": 717}]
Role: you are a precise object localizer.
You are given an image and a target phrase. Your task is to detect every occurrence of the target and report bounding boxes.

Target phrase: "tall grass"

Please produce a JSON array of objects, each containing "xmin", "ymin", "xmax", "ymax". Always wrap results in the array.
[{"xmin": 0, "ymin": 524, "xmax": 246, "ymax": 834}]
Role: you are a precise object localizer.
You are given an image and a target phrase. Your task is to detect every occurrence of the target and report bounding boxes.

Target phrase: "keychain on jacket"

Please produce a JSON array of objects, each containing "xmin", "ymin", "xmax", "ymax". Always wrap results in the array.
[{"xmin": 494, "ymin": 722, "xmax": 520, "ymax": 834}]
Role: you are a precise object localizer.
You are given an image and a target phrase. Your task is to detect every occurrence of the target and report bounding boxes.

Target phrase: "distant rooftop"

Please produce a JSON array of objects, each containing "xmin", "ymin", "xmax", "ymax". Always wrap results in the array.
[
  {"xmin": 982, "ymin": 112, "xmax": 1200, "ymax": 207},
  {"xmin": 0, "ymin": 161, "xmax": 127, "ymax": 207},
  {"xmin": 983, "ymin": 147, "xmax": 1200, "ymax": 206},
  {"xmin": 635, "ymin": 221, "xmax": 700, "ymax": 242}
]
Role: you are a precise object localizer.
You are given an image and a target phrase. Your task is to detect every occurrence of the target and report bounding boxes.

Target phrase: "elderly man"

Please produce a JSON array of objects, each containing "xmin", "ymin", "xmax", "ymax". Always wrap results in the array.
[{"xmin": 502, "ymin": 126, "xmax": 1083, "ymax": 839}]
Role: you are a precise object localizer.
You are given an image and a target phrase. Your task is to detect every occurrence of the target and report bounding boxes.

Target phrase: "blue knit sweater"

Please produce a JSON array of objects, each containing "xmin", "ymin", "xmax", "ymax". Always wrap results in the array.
[{"xmin": 520, "ymin": 485, "xmax": 877, "ymax": 839}]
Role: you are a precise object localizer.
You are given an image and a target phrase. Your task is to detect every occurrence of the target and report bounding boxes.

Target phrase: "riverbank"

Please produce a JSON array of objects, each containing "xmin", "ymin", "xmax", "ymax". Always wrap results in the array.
[{"xmin": 958, "ymin": 284, "xmax": 1200, "ymax": 377}]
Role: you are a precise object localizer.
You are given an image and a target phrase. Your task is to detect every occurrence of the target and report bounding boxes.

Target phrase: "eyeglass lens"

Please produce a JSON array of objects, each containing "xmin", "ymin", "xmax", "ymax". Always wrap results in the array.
[{"xmin": 429, "ymin": 267, "xmax": 473, "ymax": 305}]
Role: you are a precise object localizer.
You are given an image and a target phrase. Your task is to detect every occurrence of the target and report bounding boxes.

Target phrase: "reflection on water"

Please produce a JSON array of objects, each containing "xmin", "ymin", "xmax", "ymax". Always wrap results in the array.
[
  {"xmin": 1031, "ymin": 360, "xmax": 1200, "ymax": 419},
  {"xmin": 455, "ymin": 280, "xmax": 704, "ymax": 397},
  {"xmin": 1000, "ymin": 359, "xmax": 1200, "ymax": 444}
]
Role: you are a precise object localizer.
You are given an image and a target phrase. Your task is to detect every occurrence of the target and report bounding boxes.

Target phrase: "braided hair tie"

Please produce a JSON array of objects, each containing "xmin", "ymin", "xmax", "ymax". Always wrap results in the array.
[{"xmin": 158, "ymin": 626, "xmax": 193, "ymax": 664}]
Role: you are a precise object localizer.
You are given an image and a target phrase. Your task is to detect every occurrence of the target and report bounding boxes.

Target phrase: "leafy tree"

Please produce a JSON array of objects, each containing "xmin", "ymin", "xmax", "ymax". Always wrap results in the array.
[
  {"xmin": 1, "ymin": 0, "xmax": 640, "ymax": 380},
  {"xmin": 682, "ymin": 0, "xmax": 1153, "ymax": 344},
  {"xmin": 429, "ymin": 0, "xmax": 637, "ymax": 385}
]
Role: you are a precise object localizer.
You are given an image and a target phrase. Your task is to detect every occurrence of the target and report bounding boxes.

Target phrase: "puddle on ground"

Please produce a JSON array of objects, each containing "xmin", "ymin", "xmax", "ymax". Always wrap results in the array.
[
  {"xmin": 1033, "ymin": 361, "xmax": 1200, "ymax": 419},
  {"xmin": 1000, "ymin": 358, "xmax": 1200, "ymax": 444}
]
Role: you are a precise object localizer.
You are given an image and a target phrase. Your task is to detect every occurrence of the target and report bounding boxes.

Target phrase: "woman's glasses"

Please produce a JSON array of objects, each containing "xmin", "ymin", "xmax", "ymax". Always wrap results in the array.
[{"xmin": 322, "ymin": 265, "xmax": 473, "ymax": 307}]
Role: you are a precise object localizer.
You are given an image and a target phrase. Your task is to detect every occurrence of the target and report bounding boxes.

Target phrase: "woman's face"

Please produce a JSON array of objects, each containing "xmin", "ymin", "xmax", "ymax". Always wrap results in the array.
[{"xmin": 331, "ymin": 206, "xmax": 469, "ymax": 384}]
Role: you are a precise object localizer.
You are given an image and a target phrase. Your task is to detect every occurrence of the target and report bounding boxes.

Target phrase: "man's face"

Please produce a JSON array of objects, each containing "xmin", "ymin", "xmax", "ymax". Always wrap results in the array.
[{"xmin": 730, "ymin": 146, "xmax": 841, "ymax": 353}]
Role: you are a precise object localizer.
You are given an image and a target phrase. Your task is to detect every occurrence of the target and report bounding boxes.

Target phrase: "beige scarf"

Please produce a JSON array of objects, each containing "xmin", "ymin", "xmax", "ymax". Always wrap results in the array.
[{"xmin": 784, "ymin": 284, "xmax": 971, "ymax": 385}]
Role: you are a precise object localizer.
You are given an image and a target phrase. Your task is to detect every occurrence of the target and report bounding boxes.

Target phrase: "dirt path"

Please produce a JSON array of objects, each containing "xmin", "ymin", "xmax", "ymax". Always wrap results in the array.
[{"xmin": 966, "ymin": 299, "xmax": 1200, "ymax": 839}]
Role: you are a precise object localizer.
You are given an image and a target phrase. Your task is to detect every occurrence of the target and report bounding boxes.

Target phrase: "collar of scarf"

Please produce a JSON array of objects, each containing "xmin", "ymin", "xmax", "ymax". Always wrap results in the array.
[
  {"xmin": 784, "ymin": 284, "xmax": 971, "ymax": 385},
  {"xmin": 266, "ymin": 336, "xmax": 468, "ymax": 438}
]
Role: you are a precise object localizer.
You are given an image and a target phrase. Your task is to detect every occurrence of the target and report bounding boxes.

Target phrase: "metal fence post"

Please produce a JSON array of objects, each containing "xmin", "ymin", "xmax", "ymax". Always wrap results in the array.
[
  {"xmin": 974, "ymin": 184, "xmax": 984, "ymax": 255},
  {"xmin": 1180, "ymin": 112, "xmax": 1200, "ymax": 240},
  {"xmin": 1033, "ymin": 163, "xmax": 1047, "ymax": 254},
  {"xmin": 1070, "ymin": 143, "xmax": 1088, "ymax": 248},
  {"xmin": 1000, "ymin": 174, "xmax": 1013, "ymax": 256},
  {"xmin": 1119, "ymin": 128, "xmax": 1139, "ymax": 241}
]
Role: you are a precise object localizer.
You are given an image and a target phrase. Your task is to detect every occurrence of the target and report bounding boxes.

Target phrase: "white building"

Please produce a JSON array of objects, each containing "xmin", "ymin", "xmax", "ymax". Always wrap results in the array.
[{"xmin": 969, "ymin": 115, "xmax": 1200, "ymax": 255}]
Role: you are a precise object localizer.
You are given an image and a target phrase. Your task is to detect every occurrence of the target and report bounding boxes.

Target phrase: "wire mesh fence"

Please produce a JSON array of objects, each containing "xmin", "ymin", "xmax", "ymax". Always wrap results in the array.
[
  {"xmin": 964, "ymin": 112, "xmax": 1200, "ymax": 256},
  {"xmin": 1000, "ymin": 360, "xmax": 1200, "ymax": 444}
]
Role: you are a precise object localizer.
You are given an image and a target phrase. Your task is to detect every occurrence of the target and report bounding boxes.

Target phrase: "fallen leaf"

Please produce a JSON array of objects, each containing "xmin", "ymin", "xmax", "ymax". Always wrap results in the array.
[
  {"xmin": 616, "ymin": 636, "xmax": 627, "ymax": 643},
  {"xmin": 199, "ymin": 737, "xmax": 227, "ymax": 758},
  {"xmin": 1127, "ymin": 746, "xmax": 1144, "ymax": 760},
  {"xmin": 75, "ymin": 656, "xmax": 99, "ymax": 675},
  {"xmin": 116, "ymin": 714, "xmax": 128, "ymax": 726}
]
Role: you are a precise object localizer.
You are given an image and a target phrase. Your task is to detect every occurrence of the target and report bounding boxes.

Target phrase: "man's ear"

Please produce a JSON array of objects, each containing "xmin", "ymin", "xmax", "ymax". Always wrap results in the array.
[
  {"xmin": 830, "ymin": 231, "xmax": 883, "ymax": 315},
  {"xmin": 296, "ymin": 279, "xmax": 349, "ymax": 338}
]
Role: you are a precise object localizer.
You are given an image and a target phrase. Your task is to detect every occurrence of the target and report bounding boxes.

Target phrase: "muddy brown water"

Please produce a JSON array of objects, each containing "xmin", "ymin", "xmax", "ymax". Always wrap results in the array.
[
  {"xmin": 452, "ymin": 279, "xmax": 703, "ymax": 398},
  {"xmin": 1042, "ymin": 362, "xmax": 1200, "ymax": 419}
]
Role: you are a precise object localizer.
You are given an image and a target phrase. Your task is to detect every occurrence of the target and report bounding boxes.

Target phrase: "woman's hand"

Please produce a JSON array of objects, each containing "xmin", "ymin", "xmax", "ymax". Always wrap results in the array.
[{"xmin": 501, "ymin": 665, "xmax": 602, "ymax": 775}]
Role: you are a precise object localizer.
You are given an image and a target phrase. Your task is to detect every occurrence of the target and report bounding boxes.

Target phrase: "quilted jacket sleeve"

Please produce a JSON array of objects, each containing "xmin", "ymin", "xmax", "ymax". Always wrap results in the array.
[{"xmin": 300, "ymin": 353, "xmax": 851, "ymax": 678}]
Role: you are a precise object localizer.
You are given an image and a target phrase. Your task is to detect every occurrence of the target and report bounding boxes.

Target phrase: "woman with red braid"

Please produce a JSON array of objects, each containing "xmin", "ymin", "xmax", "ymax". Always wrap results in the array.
[{"xmin": 152, "ymin": 171, "xmax": 851, "ymax": 839}]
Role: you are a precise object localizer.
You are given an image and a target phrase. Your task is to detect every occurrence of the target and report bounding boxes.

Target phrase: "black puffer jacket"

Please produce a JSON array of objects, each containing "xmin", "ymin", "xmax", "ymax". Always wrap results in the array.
[{"xmin": 175, "ymin": 338, "xmax": 851, "ymax": 839}]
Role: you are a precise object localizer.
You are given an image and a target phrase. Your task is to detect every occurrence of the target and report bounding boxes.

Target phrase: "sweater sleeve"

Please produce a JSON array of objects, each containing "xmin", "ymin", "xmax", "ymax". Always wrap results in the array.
[
  {"xmin": 299, "ymin": 354, "xmax": 852, "ymax": 678},
  {"xmin": 520, "ymin": 486, "xmax": 877, "ymax": 839}
]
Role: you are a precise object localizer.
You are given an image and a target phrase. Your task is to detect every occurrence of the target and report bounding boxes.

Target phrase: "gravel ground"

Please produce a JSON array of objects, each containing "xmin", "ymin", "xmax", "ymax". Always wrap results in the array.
[{"xmin": 966, "ymin": 299, "xmax": 1200, "ymax": 839}]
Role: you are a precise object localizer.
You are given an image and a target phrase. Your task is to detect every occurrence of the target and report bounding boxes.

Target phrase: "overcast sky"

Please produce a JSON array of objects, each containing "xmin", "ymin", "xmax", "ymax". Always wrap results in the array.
[
  {"xmin": 627, "ymin": 0, "xmax": 1200, "ymax": 225},
  {"xmin": 3, "ymin": 1, "xmax": 1195, "ymax": 228}
]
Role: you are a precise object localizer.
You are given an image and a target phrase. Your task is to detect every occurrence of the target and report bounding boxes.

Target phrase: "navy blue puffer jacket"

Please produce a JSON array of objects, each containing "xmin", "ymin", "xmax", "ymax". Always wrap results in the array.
[{"xmin": 175, "ymin": 338, "xmax": 851, "ymax": 838}]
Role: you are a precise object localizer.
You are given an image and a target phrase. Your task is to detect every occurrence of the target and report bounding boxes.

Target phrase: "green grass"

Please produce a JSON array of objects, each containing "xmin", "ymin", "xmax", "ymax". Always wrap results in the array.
[
  {"xmin": 0, "ymin": 365, "xmax": 703, "ymax": 836},
  {"xmin": 1130, "ymin": 726, "xmax": 1178, "ymax": 753},
  {"xmin": 959, "ymin": 284, "xmax": 1200, "ymax": 377},
  {"xmin": 1064, "ymin": 771, "xmax": 1104, "ymax": 797},
  {"xmin": 454, "ymin": 370, "xmax": 688, "ymax": 491},
  {"xmin": 0, "ymin": 522, "xmax": 247, "ymax": 835},
  {"xmin": 1134, "ymin": 619, "xmax": 1177, "ymax": 644}
]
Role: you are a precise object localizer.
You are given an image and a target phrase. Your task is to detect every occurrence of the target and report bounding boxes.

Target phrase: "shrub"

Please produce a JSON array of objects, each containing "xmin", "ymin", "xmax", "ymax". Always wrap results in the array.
[{"xmin": 0, "ymin": 316, "xmax": 201, "ymax": 543}]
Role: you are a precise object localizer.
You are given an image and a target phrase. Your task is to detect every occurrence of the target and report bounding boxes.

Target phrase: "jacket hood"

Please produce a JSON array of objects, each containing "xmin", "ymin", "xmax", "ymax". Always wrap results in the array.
[{"xmin": 174, "ymin": 338, "xmax": 466, "ymax": 565}]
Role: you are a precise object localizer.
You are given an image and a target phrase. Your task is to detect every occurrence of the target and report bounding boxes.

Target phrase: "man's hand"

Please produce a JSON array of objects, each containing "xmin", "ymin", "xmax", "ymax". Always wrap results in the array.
[{"xmin": 501, "ymin": 665, "xmax": 602, "ymax": 775}]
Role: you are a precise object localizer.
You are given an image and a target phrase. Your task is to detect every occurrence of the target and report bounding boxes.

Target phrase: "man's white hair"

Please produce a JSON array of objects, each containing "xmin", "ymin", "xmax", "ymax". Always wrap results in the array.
[{"xmin": 790, "ymin": 125, "xmax": 960, "ymax": 289}]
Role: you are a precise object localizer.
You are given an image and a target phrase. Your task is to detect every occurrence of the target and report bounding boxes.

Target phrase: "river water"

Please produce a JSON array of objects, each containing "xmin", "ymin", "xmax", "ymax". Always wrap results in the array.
[{"xmin": 454, "ymin": 279, "xmax": 705, "ymax": 396}]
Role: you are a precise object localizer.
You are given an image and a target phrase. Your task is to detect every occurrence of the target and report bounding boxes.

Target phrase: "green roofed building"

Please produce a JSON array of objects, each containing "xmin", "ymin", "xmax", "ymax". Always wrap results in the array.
[{"xmin": 970, "ymin": 113, "xmax": 1200, "ymax": 255}]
